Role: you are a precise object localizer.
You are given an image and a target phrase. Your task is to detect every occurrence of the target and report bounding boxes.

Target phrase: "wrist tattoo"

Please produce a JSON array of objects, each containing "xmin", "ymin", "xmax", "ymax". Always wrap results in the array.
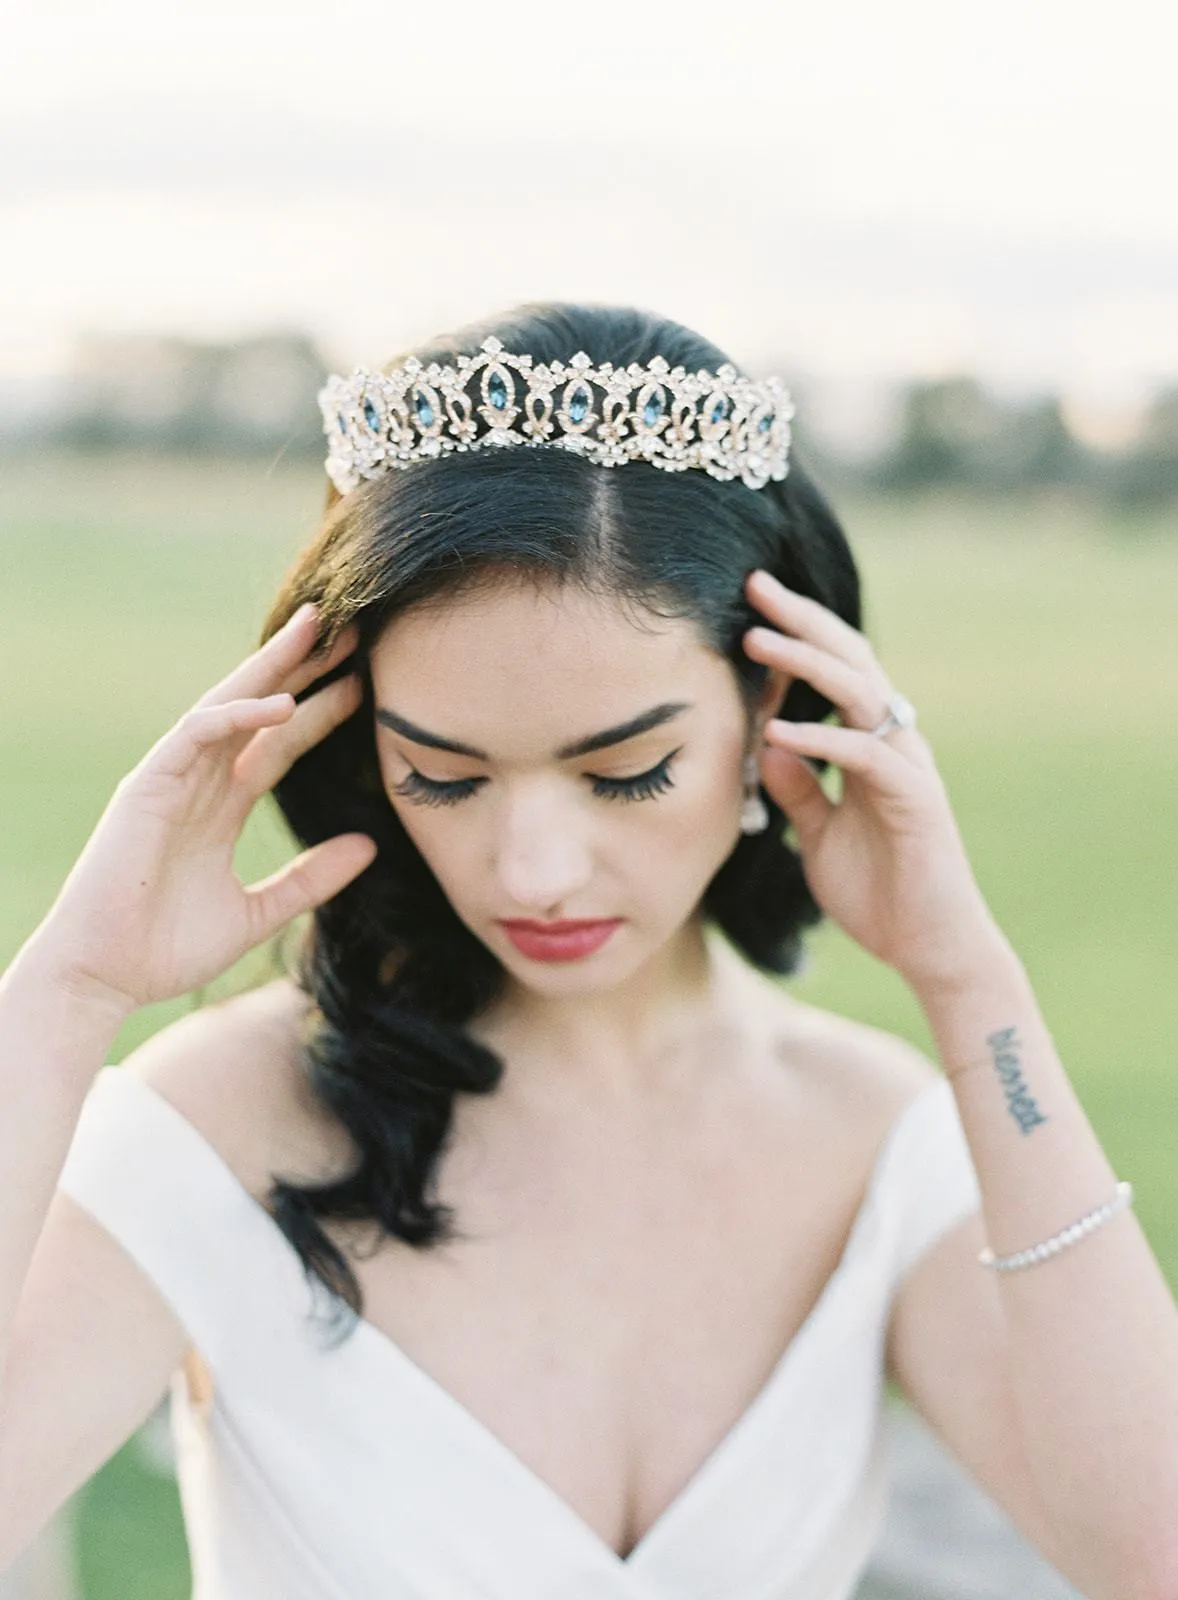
[{"xmin": 982, "ymin": 1025, "xmax": 1049, "ymax": 1135}]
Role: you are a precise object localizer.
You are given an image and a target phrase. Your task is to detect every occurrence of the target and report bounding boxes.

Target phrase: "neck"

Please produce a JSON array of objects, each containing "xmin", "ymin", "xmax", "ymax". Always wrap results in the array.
[{"xmin": 478, "ymin": 920, "xmax": 748, "ymax": 1103}]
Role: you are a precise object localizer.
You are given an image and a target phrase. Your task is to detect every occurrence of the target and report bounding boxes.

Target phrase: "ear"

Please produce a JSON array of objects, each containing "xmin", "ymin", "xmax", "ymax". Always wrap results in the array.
[{"xmin": 751, "ymin": 665, "xmax": 791, "ymax": 742}]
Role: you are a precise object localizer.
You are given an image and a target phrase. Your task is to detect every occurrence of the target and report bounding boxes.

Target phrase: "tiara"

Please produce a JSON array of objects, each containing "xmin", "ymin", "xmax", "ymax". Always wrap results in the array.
[{"xmin": 319, "ymin": 336, "xmax": 794, "ymax": 495}]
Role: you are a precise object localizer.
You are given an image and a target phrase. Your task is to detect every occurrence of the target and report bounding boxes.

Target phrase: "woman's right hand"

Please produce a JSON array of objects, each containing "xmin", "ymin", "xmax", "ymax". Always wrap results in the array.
[{"xmin": 28, "ymin": 604, "xmax": 377, "ymax": 1016}]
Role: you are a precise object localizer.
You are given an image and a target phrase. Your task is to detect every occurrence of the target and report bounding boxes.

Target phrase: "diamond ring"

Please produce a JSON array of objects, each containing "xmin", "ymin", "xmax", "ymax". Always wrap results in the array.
[{"xmin": 867, "ymin": 692, "xmax": 917, "ymax": 738}]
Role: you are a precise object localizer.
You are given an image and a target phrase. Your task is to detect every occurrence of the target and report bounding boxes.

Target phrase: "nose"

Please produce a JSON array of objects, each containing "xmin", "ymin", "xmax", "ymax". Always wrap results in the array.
[{"xmin": 494, "ymin": 784, "xmax": 594, "ymax": 914}]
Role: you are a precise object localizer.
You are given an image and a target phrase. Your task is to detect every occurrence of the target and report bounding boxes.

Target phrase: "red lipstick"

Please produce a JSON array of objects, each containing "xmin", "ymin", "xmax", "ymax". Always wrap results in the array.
[{"xmin": 497, "ymin": 918, "xmax": 623, "ymax": 963}]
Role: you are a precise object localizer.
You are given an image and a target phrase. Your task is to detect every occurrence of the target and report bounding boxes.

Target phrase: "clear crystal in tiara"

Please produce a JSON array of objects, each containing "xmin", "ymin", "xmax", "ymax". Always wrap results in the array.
[{"xmin": 318, "ymin": 336, "xmax": 794, "ymax": 495}]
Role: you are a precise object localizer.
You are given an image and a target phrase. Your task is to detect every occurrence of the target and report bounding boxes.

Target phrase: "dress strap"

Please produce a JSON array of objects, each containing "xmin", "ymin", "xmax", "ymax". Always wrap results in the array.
[
  {"xmin": 877, "ymin": 1076, "xmax": 983, "ymax": 1285},
  {"xmin": 57, "ymin": 1065, "xmax": 317, "ymax": 1375}
]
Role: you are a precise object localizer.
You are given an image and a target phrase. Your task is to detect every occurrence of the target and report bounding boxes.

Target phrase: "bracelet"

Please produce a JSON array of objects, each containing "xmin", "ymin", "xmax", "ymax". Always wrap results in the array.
[{"xmin": 979, "ymin": 1181, "xmax": 1134, "ymax": 1272}]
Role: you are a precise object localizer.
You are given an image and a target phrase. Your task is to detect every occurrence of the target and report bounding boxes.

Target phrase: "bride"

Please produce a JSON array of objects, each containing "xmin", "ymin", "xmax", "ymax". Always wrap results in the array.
[{"xmin": 1, "ymin": 303, "xmax": 1175, "ymax": 1599}]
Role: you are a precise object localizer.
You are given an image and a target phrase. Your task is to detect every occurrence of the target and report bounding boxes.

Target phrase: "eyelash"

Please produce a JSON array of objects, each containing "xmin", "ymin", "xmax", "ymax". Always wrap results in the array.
[{"xmin": 391, "ymin": 749, "xmax": 682, "ymax": 810}]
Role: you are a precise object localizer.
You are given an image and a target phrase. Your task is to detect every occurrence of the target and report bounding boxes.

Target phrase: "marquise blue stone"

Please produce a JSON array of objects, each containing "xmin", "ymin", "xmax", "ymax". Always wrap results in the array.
[
  {"xmin": 568, "ymin": 385, "xmax": 590, "ymax": 423},
  {"xmin": 487, "ymin": 371, "xmax": 509, "ymax": 410},
  {"xmin": 710, "ymin": 398, "xmax": 729, "ymax": 424},
  {"xmin": 414, "ymin": 391, "xmax": 435, "ymax": 427},
  {"xmin": 363, "ymin": 398, "xmax": 380, "ymax": 431},
  {"xmin": 336, "ymin": 412, "xmax": 347, "ymax": 434},
  {"xmin": 759, "ymin": 412, "xmax": 773, "ymax": 433},
  {"xmin": 642, "ymin": 389, "xmax": 666, "ymax": 427}
]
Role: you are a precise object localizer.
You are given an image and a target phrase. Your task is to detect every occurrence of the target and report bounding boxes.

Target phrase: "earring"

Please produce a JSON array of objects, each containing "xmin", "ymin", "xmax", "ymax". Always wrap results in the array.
[{"xmin": 739, "ymin": 751, "xmax": 769, "ymax": 835}]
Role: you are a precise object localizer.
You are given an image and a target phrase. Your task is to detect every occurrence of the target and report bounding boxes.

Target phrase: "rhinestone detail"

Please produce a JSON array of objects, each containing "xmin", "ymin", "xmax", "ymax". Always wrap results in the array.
[{"xmin": 320, "ymin": 336, "xmax": 794, "ymax": 494}]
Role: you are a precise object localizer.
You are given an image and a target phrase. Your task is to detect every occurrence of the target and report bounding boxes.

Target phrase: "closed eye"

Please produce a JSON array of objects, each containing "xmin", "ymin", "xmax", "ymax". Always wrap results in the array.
[
  {"xmin": 390, "ymin": 770, "xmax": 484, "ymax": 808},
  {"xmin": 391, "ymin": 749, "xmax": 682, "ymax": 809},
  {"xmin": 590, "ymin": 748, "xmax": 680, "ymax": 802}
]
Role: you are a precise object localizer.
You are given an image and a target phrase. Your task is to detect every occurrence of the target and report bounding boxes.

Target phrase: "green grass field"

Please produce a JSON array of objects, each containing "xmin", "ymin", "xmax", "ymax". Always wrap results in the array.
[{"xmin": 2, "ymin": 452, "xmax": 1176, "ymax": 1597}]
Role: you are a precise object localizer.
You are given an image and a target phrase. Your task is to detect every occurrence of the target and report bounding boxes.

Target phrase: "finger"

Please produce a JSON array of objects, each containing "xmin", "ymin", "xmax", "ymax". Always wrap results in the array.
[
  {"xmin": 151, "ymin": 695, "xmax": 296, "ymax": 781},
  {"xmin": 244, "ymin": 833, "xmax": 378, "ymax": 942},
  {"xmin": 745, "ymin": 570, "xmax": 875, "ymax": 671},
  {"xmin": 764, "ymin": 718, "xmax": 912, "ymax": 796},
  {"xmin": 744, "ymin": 628, "xmax": 889, "ymax": 730},
  {"xmin": 281, "ymin": 621, "xmax": 362, "ymax": 699},
  {"xmin": 233, "ymin": 673, "xmax": 363, "ymax": 798},
  {"xmin": 194, "ymin": 603, "xmax": 320, "ymax": 711},
  {"xmin": 758, "ymin": 743, "xmax": 834, "ymax": 846}
]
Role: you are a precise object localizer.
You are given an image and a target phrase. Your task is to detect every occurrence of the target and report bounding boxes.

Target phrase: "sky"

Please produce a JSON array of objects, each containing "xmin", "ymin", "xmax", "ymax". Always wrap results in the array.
[{"xmin": 3, "ymin": 0, "xmax": 1178, "ymax": 434}]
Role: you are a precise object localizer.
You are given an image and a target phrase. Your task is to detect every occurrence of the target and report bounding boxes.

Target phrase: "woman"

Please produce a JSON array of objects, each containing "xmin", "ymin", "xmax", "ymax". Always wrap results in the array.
[{"xmin": 1, "ymin": 303, "xmax": 1175, "ymax": 1600}]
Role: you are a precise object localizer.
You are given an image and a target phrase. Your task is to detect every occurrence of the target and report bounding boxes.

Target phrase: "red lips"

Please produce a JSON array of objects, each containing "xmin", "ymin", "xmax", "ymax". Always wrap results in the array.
[{"xmin": 497, "ymin": 918, "xmax": 623, "ymax": 963}]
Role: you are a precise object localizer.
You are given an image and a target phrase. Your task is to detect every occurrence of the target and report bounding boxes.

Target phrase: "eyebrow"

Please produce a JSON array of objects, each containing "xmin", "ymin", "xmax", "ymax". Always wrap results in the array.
[{"xmin": 374, "ymin": 700, "xmax": 692, "ymax": 762}]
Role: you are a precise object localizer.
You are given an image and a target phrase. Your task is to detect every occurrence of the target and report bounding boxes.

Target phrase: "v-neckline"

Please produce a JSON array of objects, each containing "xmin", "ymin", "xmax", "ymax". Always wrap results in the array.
[
  {"xmin": 344, "ymin": 1169, "xmax": 881, "ymax": 1575},
  {"xmin": 117, "ymin": 1069, "xmax": 939, "ymax": 1576}
]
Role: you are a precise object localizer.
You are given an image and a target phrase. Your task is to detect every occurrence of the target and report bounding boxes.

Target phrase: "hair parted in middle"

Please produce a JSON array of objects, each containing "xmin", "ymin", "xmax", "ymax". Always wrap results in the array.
[{"xmin": 260, "ymin": 300, "xmax": 863, "ymax": 1341}]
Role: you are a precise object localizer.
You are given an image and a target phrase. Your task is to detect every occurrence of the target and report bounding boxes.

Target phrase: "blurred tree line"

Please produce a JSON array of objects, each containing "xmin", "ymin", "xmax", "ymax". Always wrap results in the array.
[
  {"xmin": 46, "ymin": 331, "xmax": 329, "ymax": 462},
  {"xmin": 13, "ymin": 331, "xmax": 1178, "ymax": 508},
  {"xmin": 792, "ymin": 376, "xmax": 1178, "ymax": 509}
]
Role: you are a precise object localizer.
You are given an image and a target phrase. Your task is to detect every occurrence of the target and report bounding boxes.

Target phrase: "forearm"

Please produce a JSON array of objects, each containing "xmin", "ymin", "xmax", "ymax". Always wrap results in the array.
[
  {"xmin": 0, "ymin": 931, "xmax": 132, "ymax": 1370},
  {"xmin": 914, "ymin": 935, "xmax": 1178, "ymax": 1598}
]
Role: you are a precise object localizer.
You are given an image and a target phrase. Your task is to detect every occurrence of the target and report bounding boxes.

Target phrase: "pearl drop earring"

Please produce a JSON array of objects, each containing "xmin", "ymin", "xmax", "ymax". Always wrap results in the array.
[{"xmin": 739, "ymin": 751, "xmax": 769, "ymax": 835}]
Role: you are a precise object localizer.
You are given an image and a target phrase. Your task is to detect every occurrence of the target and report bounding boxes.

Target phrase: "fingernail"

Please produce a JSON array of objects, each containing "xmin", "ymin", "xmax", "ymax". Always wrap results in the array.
[{"xmin": 289, "ymin": 602, "xmax": 317, "ymax": 626}]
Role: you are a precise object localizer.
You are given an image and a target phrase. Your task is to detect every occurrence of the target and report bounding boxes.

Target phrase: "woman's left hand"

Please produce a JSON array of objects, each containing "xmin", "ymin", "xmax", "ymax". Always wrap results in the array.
[{"xmin": 742, "ymin": 568, "xmax": 1009, "ymax": 995}]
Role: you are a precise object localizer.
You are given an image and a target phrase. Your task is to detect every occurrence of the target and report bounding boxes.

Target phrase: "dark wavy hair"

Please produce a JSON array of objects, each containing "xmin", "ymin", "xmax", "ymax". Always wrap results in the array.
[{"xmin": 260, "ymin": 301, "xmax": 863, "ymax": 1341}]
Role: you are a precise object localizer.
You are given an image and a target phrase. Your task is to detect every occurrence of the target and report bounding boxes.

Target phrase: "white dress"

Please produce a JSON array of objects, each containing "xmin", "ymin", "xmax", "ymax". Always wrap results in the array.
[{"xmin": 57, "ymin": 1065, "xmax": 982, "ymax": 1600}]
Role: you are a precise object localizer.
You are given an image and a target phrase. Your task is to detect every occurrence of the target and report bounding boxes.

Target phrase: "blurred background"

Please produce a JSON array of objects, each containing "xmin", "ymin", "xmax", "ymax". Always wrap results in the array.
[{"xmin": 1, "ymin": 2, "xmax": 1175, "ymax": 1596}]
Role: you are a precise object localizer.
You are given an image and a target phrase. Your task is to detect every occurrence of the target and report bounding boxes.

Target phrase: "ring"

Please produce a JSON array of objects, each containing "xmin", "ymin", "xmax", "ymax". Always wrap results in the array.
[{"xmin": 867, "ymin": 691, "xmax": 917, "ymax": 738}]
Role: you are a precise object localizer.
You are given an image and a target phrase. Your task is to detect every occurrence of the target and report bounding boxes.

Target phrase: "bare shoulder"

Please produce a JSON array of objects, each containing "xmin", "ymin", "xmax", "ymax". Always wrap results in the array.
[
  {"xmin": 120, "ymin": 977, "xmax": 351, "ymax": 1199},
  {"xmin": 747, "ymin": 970, "xmax": 940, "ymax": 1135}
]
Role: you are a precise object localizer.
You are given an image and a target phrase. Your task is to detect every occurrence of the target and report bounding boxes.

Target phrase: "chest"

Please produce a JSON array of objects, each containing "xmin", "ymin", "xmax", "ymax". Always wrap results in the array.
[{"xmin": 319, "ymin": 1079, "xmax": 883, "ymax": 1559}]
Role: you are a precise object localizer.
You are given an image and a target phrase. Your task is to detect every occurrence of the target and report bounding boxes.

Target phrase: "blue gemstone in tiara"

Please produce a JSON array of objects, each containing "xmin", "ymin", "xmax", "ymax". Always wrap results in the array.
[{"xmin": 319, "ymin": 335, "xmax": 794, "ymax": 494}]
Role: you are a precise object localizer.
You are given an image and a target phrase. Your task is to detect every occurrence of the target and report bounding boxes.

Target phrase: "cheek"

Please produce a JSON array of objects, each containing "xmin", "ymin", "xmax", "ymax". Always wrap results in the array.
[
  {"xmin": 609, "ymin": 753, "xmax": 745, "ymax": 929},
  {"xmin": 671, "ymin": 736, "xmax": 751, "ymax": 867},
  {"xmin": 392, "ymin": 804, "xmax": 492, "ymax": 921},
  {"xmin": 377, "ymin": 767, "xmax": 475, "ymax": 886},
  {"xmin": 616, "ymin": 743, "xmax": 745, "ymax": 874},
  {"xmin": 674, "ymin": 735, "xmax": 746, "ymax": 822},
  {"xmin": 390, "ymin": 797, "xmax": 468, "ymax": 870}
]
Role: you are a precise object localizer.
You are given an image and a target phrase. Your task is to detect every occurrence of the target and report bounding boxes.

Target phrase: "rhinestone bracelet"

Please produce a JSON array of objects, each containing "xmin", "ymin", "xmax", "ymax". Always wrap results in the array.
[{"xmin": 979, "ymin": 1181, "xmax": 1134, "ymax": 1272}]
